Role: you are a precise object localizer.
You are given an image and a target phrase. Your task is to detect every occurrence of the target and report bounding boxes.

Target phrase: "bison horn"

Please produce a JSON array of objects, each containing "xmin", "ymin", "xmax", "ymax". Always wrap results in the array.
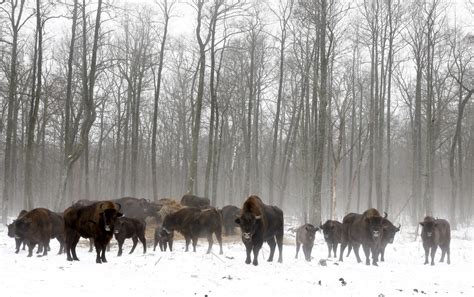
[
  {"xmin": 397, "ymin": 223, "xmax": 401, "ymax": 230},
  {"xmin": 115, "ymin": 202, "xmax": 122, "ymax": 211},
  {"xmin": 384, "ymin": 212, "xmax": 388, "ymax": 219}
]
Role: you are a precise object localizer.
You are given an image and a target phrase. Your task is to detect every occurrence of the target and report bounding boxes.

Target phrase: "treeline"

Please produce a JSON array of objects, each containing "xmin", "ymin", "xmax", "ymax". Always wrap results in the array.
[{"xmin": 0, "ymin": 0, "xmax": 473, "ymax": 227}]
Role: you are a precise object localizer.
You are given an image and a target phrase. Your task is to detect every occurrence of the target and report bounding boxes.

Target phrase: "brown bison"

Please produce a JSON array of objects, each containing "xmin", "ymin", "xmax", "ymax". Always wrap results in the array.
[
  {"xmin": 154, "ymin": 225, "xmax": 174, "ymax": 252},
  {"xmin": 220, "ymin": 205, "xmax": 240, "ymax": 236},
  {"xmin": 320, "ymin": 220, "xmax": 343, "ymax": 258},
  {"xmin": 64, "ymin": 200, "xmax": 122, "ymax": 263},
  {"xmin": 180, "ymin": 194, "xmax": 211, "ymax": 209},
  {"xmin": 295, "ymin": 224, "xmax": 318, "ymax": 261},
  {"xmin": 12, "ymin": 208, "xmax": 53, "ymax": 257},
  {"xmin": 339, "ymin": 208, "xmax": 384, "ymax": 266},
  {"xmin": 161, "ymin": 207, "xmax": 223, "ymax": 254},
  {"xmin": 235, "ymin": 195, "xmax": 284, "ymax": 266},
  {"xmin": 113, "ymin": 217, "xmax": 147, "ymax": 256},
  {"xmin": 7, "ymin": 209, "xmax": 28, "ymax": 253},
  {"xmin": 420, "ymin": 216, "xmax": 451, "ymax": 265}
]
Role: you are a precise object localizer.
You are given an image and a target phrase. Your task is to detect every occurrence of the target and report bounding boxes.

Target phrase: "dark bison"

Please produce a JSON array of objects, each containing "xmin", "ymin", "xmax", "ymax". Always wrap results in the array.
[
  {"xmin": 114, "ymin": 217, "xmax": 147, "ymax": 256},
  {"xmin": 379, "ymin": 214, "xmax": 400, "ymax": 262},
  {"xmin": 112, "ymin": 197, "xmax": 158, "ymax": 221},
  {"xmin": 7, "ymin": 209, "xmax": 28, "ymax": 253},
  {"xmin": 420, "ymin": 216, "xmax": 451, "ymax": 265},
  {"xmin": 339, "ymin": 208, "xmax": 384, "ymax": 266},
  {"xmin": 12, "ymin": 208, "xmax": 53, "ymax": 257},
  {"xmin": 154, "ymin": 225, "xmax": 174, "ymax": 252},
  {"xmin": 64, "ymin": 200, "xmax": 122, "ymax": 263},
  {"xmin": 295, "ymin": 224, "xmax": 318, "ymax": 261},
  {"xmin": 235, "ymin": 195, "xmax": 284, "ymax": 266},
  {"xmin": 71, "ymin": 199, "xmax": 96, "ymax": 252},
  {"xmin": 220, "ymin": 205, "xmax": 240, "ymax": 236},
  {"xmin": 180, "ymin": 194, "xmax": 211, "ymax": 209},
  {"xmin": 320, "ymin": 220, "xmax": 343, "ymax": 258},
  {"xmin": 161, "ymin": 207, "xmax": 223, "ymax": 254}
]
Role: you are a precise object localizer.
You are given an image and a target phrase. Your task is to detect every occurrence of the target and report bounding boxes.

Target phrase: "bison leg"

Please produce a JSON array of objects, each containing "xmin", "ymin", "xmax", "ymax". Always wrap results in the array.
[
  {"xmin": 95, "ymin": 242, "xmax": 104, "ymax": 264},
  {"xmin": 215, "ymin": 230, "xmax": 223, "ymax": 255},
  {"xmin": 430, "ymin": 246, "xmax": 437, "ymax": 266},
  {"xmin": 101, "ymin": 245, "xmax": 107, "ymax": 263},
  {"xmin": 423, "ymin": 244, "xmax": 430, "ymax": 265},
  {"xmin": 252, "ymin": 242, "xmax": 263, "ymax": 266},
  {"xmin": 139, "ymin": 234, "xmax": 147, "ymax": 254},
  {"xmin": 276, "ymin": 234, "xmax": 283, "ymax": 263},
  {"xmin": 353, "ymin": 244, "xmax": 362, "ymax": 263},
  {"xmin": 130, "ymin": 236, "xmax": 138, "ymax": 254},
  {"xmin": 326, "ymin": 242, "xmax": 331, "ymax": 258},
  {"xmin": 168, "ymin": 239, "xmax": 173, "ymax": 252},
  {"xmin": 153, "ymin": 237, "xmax": 158, "ymax": 252},
  {"xmin": 370, "ymin": 246, "xmax": 379, "ymax": 266},
  {"xmin": 185, "ymin": 237, "xmax": 191, "ymax": 252},
  {"xmin": 191, "ymin": 236, "xmax": 198, "ymax": 252},
  {"xmin": 27, "ymin": 242, "xmax": 34, "ymax": 257},
  {"xmin": 339, "ymin": 242, "xmax": 347, "ymax": 262},
  {"xmin": 380, "ymin": 245, "xmax": 386, "ymax": 262},
  {"xmin": 88, "ymin": 238, "xmax": 94, "ymax": 253},
  {"xmin": 333, "ymin": 243, "xmax": 338, "ymax": 258},
  {"xmin": 244, "ymin": 242, "xmax": 252, "ymax": 265},
  {"xmin": 303, "ymin": 245, "xmax": 313, "ymax": 262},
  {"xmin": 117, "ymin": 238, "xmax": 124, "ymax": 257},
  {"xmin": 362, "ymin": 245, "xmax": 371, "ymax": 265},
  {"xmin": 295, "ymin": 242, "xmax": 301, "ymax": 259},
  {"xmin": 446, "ymin": 245, "xmax": 451, "ymax": 264},
  {"xmin": 41, "ymin": 238, "xmax": 50, "ymax": 257},
  {"xmin": 15, "ymin": 238, "xmax": 22, "ymax": 253},
  {"xmin": 159, "ymin": 241, "xmax": 165, "ymax": 252},
  {"xmin": 266, "ymin": 237, "xmax": 276, "ymax": 262},
  {"xmin": 206, "ymin": 234, "xmax": 213, "ymax": 254}
]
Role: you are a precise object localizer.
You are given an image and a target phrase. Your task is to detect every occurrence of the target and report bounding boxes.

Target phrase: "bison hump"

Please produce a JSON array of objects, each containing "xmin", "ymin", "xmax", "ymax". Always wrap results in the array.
[
  {"xmin": 362, "ymin": 208, "xmax": 381, "ymax": 218},
  {"xmin": 242, "ymin": 195, "xmax": 264, "ymax": 216}
]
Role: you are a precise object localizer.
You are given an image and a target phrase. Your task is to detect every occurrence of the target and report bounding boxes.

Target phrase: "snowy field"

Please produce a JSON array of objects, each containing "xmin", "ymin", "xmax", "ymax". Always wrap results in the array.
[{"xmin": 1, "ymin": 221, "xmax": 473, "ymax": 297}]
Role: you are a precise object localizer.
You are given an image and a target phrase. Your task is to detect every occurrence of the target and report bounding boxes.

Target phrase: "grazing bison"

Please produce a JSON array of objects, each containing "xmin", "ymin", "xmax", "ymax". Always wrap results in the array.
[
  {"xmin": 420, "ymin": 216, "xmax": 451, "ymax": 265},
  {"xmin": 339, "ymin": 208, "xmax": 384, "ymax": 266},
  {"xmin": 154, "ymin": 225, "xmax": 174, "ymax": 252},
  {"xmin": 64, "ymin": 200, "xmax": 122, "ymax": 263},
  {"xmin": 13, "ymin": 208, "xmax": 53, "ymax": 257},
  {"xmin": 220, "ymin": 205, "xmax": 240, "ymax": 236},
  {"xmin": 180, "ymin": 194, "xmax": 211, "ymax": 209},
  {"xmin": 235, "ymin": 195, "xmax": 284, "ymax": 266},
  {"xmin": 114, "ymin": 217, "xmax": 147, "ymax": 256},
  {"xmin": 161, "ymin": 207, "xmax": 223, "ymax": 254},
  {"xmin": 320, "ymin": 220, "xmax": 343, "ymax": 258},
  {"xmin": 295, "ymin": 224, "xmax": 318, "ymax": 261},
  {"xmin": 379, "ymin": 214, "xmax": 400, "ymax": 262},
  {"xmin": 7, "ymin": 209, "xmax": 28, "ymax": 253}
]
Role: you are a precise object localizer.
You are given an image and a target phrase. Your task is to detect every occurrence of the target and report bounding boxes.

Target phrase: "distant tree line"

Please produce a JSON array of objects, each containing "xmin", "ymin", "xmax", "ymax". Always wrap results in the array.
[{"xmin": 0, "ymin": 0, "xmax": 473, "ymax": 227}]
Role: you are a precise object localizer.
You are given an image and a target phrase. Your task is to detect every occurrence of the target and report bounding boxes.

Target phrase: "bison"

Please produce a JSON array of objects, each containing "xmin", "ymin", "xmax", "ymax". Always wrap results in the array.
[
  {"xmin": 420, "ymin": 216, "xmax": 451, "ymax": 265},
  {"xmin": 379, "ymin": 214, "xmax": 400, "ymax": 262},
  {"xmin": 235, "ymin": 195, "xmax": 284, "ymax": 266},
  {"xmin": 12, "ymin": 208, "xmax": 53, "ymax": 257},
  {"xmin": 112, "ymin": 197, "xmax": 158, "ymax": 221},
  {"xmin": 295, "ymin": 224, "xmax": 318, "ymax": 261},
  {"xmin": 220, "ymin": 205, "xmax": 240, "ymax": 236},
  {"xmin": 64, "ymin": 200, "xmax": 122, "ymax": 263},
  {"xmin": 161, "ymin": 207, "xmax": 223, "ymax": 254},
  {"xmin": 339, "ymin": 208, "xmax": 384, "ymax": 266},
  {"xmin": 113, "ymin": 217, "xmax": 147, "ymax": 256},
  {"xmin": 7, "ymin": 209, "xmax": 28, "ymax": 253},
  {"xmin": 180, "ymin": 194, "xmax": 211, "ymax": 209},
  {"xmin": 320, "ymin": 220, "xmax": 343, "ymax": 258},
  {"xmin": 154, "ymin": 225, "xmax": 174, "ymax": 252}
]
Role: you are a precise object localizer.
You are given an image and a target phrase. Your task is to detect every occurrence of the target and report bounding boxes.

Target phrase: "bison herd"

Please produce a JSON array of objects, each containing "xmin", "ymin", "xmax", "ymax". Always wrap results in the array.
[{"xmin": 5, "ymin": 194, "xmax": 451, "ymax": 267}]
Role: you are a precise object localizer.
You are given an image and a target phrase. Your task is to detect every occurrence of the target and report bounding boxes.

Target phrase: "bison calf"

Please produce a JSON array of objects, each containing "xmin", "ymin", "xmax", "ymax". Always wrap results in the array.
[
  {"xmin": 295, "ymin": 224, "xmax": 318, "ymax": 261},
  {"xmin": 420, "ymin": 216, "xmax": 451, "ymax": 266},
  {"xmin": 154, "ymin": 226, "xmax": 174, "ymax": 252},
  {"xmin": 320, "ymin": 220, "xmax": 342, "ymax": 258},
  {"xmin": 114, "ymin": 217, "xmax": 147, "ymax": 256}
]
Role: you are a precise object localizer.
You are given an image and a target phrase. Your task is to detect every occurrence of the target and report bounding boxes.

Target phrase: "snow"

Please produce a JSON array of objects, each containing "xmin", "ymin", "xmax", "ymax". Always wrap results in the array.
[{"xmin": 1, "ymin": 221, "xmax": 473, "ymax": 297}]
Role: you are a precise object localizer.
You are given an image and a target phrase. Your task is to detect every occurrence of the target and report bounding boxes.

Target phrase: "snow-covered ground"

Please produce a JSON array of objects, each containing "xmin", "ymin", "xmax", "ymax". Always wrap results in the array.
[{"xmin": 1, "ymin": 221, "xmax": 472, "ymax": 297}]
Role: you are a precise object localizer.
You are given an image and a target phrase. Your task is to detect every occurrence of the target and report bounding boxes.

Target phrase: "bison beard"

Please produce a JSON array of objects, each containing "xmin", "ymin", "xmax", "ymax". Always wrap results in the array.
[
  {"xmin": 64, "ymin": 201, "xmax": 122, "ymax": 264},
  {"xmin": 235, "ymin": 196, "xmax": 284, "ymax": 266}
]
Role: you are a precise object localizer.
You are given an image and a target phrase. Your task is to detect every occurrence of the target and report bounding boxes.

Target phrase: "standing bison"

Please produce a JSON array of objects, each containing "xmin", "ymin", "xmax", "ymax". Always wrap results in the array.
[
  {"xmin": 12, "ymin": 208, "xmax": 53, "ymax": 257},
  {"xmin": 235, "ymin": 195, "xmax": 284, "ymax": 266},
  {"xmin": 161, "ymin": 207, "xmax": 223, "ymax": 254},
  {"xmin": 220, "ymin": 205, "xmax": 240, "ymax": 236},
  {"xmin": 295, "ymin": 224, "xmax": 318, "ymax": 261},
  {"xmin": 339, "ymin": 208, "xmax": 384, "ymax": 266},
  {"xmin": 113, "ymin": 217, "xmax": 147, "ymax": 256},
  {"xmin": 154, "ymin": 225, "xmax": 174, "ymax": 252},
  {"xmin": 180, "ymin": 194, "xmax": 211, "ymax": 209},
  {"xmin": 64, "ymin": 200, "xmax": 122, "ymax": 263},
  {"xmin": 420, "ymin": 216, "xmax": 451, "ymax": 265},
  {"xmin": 320, "ymin": 220, "xmax": 343, "ymax": 258}
]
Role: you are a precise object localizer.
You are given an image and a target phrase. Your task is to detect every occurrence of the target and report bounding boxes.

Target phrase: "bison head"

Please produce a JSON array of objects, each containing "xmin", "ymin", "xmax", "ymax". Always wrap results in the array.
[
  {"xmin": 304, "ymin": 224, "xmax": 318, "ymax": 242},
  {"xmin": 114, "ymin": 217, "xmax": 124, "ymax": 234},
  {"xmin": 13, "ymin": 217, "xmax": 32, "ymax": 238},
  {"xmin": 235, "ymin": 212, "xmax": 261, "ymax": 243},
  {"xmin": 7, "ymin": 222, "xmax": 16, "ymax": 238},
  {"xmin": 382, "ymin": 219, "xmax": 400, "ymax": 244},
  {"xmin": 320, "ymin": 220, "xmax": 337, "ymax": 241},
  {"xmin": 420, "ymin": 216, "xmax": 436, "ymax": 238},
  {"xmin": 366, "ymin": 216, "xmax": 383, "ymax": 241},
  {"xmin": 99, "ymin": 202, "xmax": 123, "ymax": 232}
]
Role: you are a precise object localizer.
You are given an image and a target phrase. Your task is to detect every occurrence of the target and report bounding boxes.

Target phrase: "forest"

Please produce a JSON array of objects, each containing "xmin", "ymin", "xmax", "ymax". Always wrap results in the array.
[{"xmin": 0, "ymin": 0, "xmax": 473, "ymax": 227}]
